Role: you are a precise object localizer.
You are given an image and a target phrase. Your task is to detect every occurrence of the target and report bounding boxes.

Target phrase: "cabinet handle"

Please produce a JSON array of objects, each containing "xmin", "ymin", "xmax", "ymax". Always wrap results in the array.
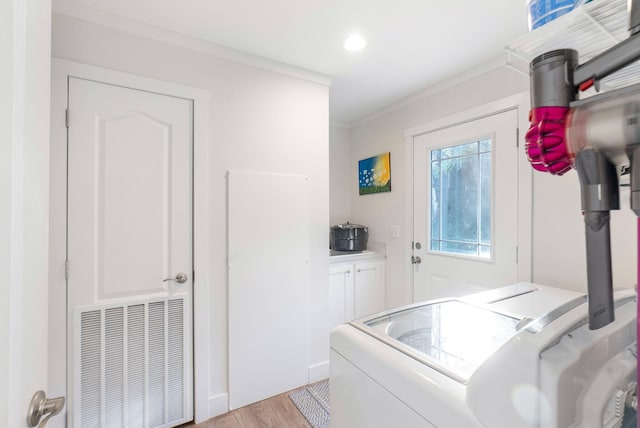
[{"xmin": 347, "ymin": 270, "xmax": 351, "ymax": 274}]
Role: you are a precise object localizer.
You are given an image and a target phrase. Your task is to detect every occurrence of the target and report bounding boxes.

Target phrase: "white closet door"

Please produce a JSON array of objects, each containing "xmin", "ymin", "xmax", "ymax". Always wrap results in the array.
[
  {"xmin": 228, "ymin": 171, "xmax": 310, "ymax": 409},
  {"xmin": 67, "ymin": 77, "xmax": 193, "ymax": 428}
]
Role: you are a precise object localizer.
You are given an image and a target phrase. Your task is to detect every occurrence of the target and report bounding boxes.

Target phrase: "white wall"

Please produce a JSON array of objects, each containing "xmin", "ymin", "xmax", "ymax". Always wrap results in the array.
[
  {"xmin": 349, "ymin": 60, "xmax": 637, "ymax": 308},
  {"xmin": 532, "ymin": 168, "xmax": 637, "ymax": 292},
  {"xmin": 329, "ymin": 125, "xmax": 352, "ymax": 225},
  {"xmin": 0, "ymin": 0, "xmax": 52, "ymax": 426},
  {"xmin": 51, "ymin": 13, "xmax": 329, "ymax": 417}
]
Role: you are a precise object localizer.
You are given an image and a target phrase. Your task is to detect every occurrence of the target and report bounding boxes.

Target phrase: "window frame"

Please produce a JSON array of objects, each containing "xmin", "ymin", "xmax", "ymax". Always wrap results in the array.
[{"xmin": 425, "ymin": 133, "xmax": 496, "ymax": 262}]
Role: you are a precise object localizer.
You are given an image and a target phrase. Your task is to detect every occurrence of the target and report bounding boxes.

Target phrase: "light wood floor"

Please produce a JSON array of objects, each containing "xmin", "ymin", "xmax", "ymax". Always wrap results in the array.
[{"xmin": 179, "ymin": 385, "xmax": 314, "ymax": 428}]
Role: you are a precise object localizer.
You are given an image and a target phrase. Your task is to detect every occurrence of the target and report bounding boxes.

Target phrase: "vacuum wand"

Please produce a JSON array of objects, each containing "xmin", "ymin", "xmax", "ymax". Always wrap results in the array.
[{"xmin": 574, "ymin": 149, "xmax": 619, "ymax": 329}]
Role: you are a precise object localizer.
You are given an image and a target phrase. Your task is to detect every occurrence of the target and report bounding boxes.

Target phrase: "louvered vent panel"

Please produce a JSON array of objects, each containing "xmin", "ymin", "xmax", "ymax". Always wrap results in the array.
[
  {"xmin": 148, "ymin": 301, "xmax": 166, "ymax": 427},
  {"xmin": 127, "ymin": 304, "xmax": 146, "ymax": 427},
  {"xmin": 104, "ymin": 307, "xmax": 124, "ymax": 427},
  {"xmin": 168, "ymin": 299, "xmax": 185, "ymax": 421},
  {"xmin": 80, "ymin": 310, "xmax": 102, "ymax": 428},
  {"xmin": 76, "ymin": 297, "xmax": 188, "ymax": 428}
]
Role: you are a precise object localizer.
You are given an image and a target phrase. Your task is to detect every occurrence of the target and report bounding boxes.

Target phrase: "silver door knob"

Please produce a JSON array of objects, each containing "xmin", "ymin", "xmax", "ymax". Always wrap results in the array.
[
  {"xmin": 27, "ymin": 391, "xmax": 64, "ymax": 428},
  {"xmin": 163, "ymin": 272, "xmax": 188, "ymax": 284}
]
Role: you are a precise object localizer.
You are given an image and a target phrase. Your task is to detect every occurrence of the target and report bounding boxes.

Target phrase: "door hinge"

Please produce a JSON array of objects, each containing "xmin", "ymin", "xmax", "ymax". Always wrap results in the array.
[
  {"xmin": 65, "ymin": 260, "xmax": 70, "ymax": 280},
  {"xmin": 65, "ymin": 108, "xmax": 70, "ymax": 128},
  {"xmin": 516, "ymin": 128, "xmax": 520, "ymax": 147},
  {"xmin": 516, "ymin": 246, "xmax": 519, "ymax": 263},
  {"xmin": 192, "ymin": 270, "xmax": 195, "ymax": 283}
]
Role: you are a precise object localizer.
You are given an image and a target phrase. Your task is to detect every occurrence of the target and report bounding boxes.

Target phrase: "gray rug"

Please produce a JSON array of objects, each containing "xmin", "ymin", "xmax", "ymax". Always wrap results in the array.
[{"xmin": 289, "ymin": 380, "xmax": 330, "ymax": 428}]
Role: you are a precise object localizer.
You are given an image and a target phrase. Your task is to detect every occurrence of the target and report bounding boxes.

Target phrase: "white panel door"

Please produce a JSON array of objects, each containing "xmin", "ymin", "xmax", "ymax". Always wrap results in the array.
[
  {"xmin": 329, "ymin": 264, "xmax": 354, "ymax": 329},
  {"xmin": 228, "ymin": 172, "xmax": 310, "ymax": 410},
  {"xmin": 354, "ymin": 261, "xmax": 385, "ymax": 318},
  {"xmin": 67, "ymin": 77, "xmax": 193, "ymax": 427},
  {"xmin": 412, "ymin": 110, "xmax": 518, "ymax": 301}
]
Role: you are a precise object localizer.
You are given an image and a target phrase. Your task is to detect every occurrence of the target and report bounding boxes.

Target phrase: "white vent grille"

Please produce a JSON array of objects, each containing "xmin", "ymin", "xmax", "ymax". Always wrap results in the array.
[
  {"xmin": 75, "ymin": 297, "xmax": 188, "ymax": 428},
  {"xmin": 128, "ymin": 304, "xmax": 145, "ymax": 427},
  {"xmin": 80, "ymin": 311, "xmax": 102, "ymax": 428},
  {"xmin": 167, "ymin": 299, "xmax": 185, "ymax": 422},
  {"xmin": 105, "ymin": 307, "xmax": 124, "ymax": 426}
]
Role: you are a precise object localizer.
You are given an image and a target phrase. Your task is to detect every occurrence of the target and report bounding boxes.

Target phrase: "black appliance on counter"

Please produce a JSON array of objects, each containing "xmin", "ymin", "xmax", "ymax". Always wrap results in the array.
[{"xmin": 330, "ymin": 222, "xmax": 368, "ymax": 252}]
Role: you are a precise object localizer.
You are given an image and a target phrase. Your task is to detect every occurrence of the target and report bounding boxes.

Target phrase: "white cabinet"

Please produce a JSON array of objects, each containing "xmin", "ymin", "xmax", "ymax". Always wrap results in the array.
[
  {"xmin": 329, "ymin": 264, "xmax": 354, "ymax": 328},
  {"xmin": 354, "ymin": 260, "xmax": 385, "ymax": 319},
  {"xmin": 329, "ymin": 256, "xmax": 385, "ymax": 329}
]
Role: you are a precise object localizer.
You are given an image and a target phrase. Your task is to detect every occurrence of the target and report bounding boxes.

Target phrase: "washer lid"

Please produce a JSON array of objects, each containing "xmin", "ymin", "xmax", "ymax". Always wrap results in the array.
[{"xmin": 353, "ymin": 300, "xmax": 519, "ymax": 383}]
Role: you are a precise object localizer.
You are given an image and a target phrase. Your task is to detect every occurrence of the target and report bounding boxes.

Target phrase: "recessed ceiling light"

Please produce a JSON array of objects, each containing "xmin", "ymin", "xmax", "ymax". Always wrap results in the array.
[{"xmin": 344, "ymin": 34, "xmax": 367, "ymax": 51}]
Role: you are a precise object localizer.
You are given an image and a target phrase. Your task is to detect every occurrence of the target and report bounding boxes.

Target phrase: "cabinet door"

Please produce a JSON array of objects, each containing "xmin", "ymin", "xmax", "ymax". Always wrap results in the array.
[
  {"xmin": 329, "ymin": 264, "xmax": 354, "ymax": 329},
  {"xmin": 354, "ymin": 260, "xmax": 385, "ymax": 318}
]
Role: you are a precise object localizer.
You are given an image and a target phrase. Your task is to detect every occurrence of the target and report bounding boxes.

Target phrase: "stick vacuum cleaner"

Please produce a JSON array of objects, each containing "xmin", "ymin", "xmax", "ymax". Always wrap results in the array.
[{"xmin": 525, "ymin": 1, "xmax": 640, "ymax": 423}]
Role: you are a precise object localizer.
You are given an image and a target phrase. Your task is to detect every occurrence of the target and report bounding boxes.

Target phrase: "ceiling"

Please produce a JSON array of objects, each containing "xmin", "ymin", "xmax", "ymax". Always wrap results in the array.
[{"xmin": 54, "ymin": 0, "xmax": 530, "ymax": 124}]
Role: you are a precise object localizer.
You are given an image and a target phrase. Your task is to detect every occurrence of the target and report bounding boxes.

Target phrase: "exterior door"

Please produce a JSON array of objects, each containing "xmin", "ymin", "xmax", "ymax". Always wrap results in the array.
[
  {"xmin": 66, "ymin": 77, "xmax": 193, "ymax": 427},
  {"xmin": 412, "ymin": 109, "xmax": 519, "ymax": 301}
]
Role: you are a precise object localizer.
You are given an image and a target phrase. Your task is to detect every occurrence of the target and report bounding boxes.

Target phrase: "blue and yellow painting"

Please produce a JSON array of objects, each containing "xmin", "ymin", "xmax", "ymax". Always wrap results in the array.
[{"xmin": 359, "ymin": 152, "xmax": 391, "ymax": 195}]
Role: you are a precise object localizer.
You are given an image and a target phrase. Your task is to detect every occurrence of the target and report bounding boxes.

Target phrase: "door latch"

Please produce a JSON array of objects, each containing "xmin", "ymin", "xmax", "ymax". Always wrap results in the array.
[
  {"xmin": 411, "ymin": 255, "xmax": 422, "ymax": 264},
  {"xmin": 163, "ymin": 272, "xmax": 188, "ymax": 284},
  {"xmin": 27, "ymin": 391, "xmax": 64, "ymax": 428}
]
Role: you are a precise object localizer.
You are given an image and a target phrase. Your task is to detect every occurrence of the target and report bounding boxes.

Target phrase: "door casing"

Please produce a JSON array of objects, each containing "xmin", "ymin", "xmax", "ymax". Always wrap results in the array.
[
  {"xmin": 403, "ymin": 92, "xmax": 533, "ymax": 305},
  {"xmin": 49, "ymin": 58, "xmax": 211, "ymax": 425}
]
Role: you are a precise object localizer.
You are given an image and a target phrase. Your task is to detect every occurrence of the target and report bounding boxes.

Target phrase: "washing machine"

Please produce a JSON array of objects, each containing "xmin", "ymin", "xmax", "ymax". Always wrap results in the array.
[{"xmin": 330, "ymin": 283, "xmax": 637, "ymax": 428}]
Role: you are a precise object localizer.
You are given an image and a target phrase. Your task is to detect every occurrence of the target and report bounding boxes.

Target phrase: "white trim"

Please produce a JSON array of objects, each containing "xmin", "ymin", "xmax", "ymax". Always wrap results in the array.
[
  {"xmin": 308, "ymin": 361, "xmax": 330, "ymax": 383},
  {"xmin": 49, "ymin": 59, "xmax": 211, "ymax": 425},
  {"xmin": 329, "ymin": 120, "xmax": 351, "ymax": 130},
  {"xmin": 403, "ymin": 92, "xmax": 533, "ymax": 304},
  {"xmin": 48, "ymin": 54, "xmax": 70, "ymax": 422},
  {"xmin": 405, "ymin": 92, "xmax": 528, "ymax": 137},
  {"xmin": 192, "ymin": 97, "xmax": 210, "ymax": 424},
  {"xmin": 51, "ymin": 3, "xmax": 331, "ymax": 87},
  {"xmin": 403, "ymin": 135, "xmax": 414, "ymax": 305},
  {"xmin": 352, "ymin": 54, "xmax": 511, "ymax": 129},
  {"xmin": 208, "ymin": 393, "xmax": 229, "ymax": 419},
  {"xmin": 53, "ymin": 58, "xmax": 211, "ymax": 101}
]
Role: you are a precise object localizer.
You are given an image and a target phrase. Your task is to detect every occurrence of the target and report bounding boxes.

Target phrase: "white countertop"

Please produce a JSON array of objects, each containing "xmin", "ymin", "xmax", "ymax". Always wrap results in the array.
[{"xmin": 329, "ymin": 249, "xmax": 385, "ymax": 264}]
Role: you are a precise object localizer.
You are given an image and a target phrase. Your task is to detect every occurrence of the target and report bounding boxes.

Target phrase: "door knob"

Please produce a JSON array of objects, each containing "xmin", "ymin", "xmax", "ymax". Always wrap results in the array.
[
  {"xmin": 27, "ymin": 391, "xmax": 64, "ymax": 428},
  {"xmin": 163, "ymin": 272, "xmax": 188, "ymax": 284},
  {"xmin": 411, "ymin": 256, "xmax": 422, "ymax": 265}
]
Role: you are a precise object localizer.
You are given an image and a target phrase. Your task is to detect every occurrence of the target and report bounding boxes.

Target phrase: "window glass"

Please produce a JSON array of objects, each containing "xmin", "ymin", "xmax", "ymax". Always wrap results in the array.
[{"xmin": 430, "ymin": 139, "xmax": 491, "ymax": 258}]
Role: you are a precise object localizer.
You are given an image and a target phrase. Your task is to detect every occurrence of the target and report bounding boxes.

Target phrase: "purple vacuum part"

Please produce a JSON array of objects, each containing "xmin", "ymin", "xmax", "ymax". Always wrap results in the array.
[{"xmin": 525, "ymin": 106, "xmax": 574, "ymax": 175}]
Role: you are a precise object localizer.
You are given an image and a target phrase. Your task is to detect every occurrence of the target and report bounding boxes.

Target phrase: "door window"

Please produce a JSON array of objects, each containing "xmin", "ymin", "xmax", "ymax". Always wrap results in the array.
[{"xmin": 429, "ymin": 139, "xmax": 492, "ymax": 259}]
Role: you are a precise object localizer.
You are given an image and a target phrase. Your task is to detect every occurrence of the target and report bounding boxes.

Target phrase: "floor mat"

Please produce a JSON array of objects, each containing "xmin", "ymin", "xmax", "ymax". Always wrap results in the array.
[{"xmin": 288, "ymin": 380, "xmax": 330, "ymax": 428}]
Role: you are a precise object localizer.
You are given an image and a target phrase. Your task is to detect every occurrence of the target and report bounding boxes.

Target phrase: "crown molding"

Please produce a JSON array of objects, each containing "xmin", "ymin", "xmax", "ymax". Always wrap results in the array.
[
  {"xmin": 52, "ymin": 0, "xmax": 332, "ymax": 87},
  {"xmin": 350, "ymin": 52, "xmax": 517, "ymax": 128}
]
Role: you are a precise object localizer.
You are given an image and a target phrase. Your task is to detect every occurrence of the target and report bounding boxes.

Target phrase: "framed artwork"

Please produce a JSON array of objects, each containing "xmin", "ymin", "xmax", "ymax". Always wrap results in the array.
[{"xmin": 358, "ymin": 152, "xmax": 391, "ymax": 195}]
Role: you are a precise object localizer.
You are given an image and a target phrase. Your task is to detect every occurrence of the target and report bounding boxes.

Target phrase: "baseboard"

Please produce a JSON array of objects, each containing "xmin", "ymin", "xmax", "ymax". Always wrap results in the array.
[
  {"xmin": 208, "ymin": 393, "xmax": 229, "ymax": 419},
  {"xmin": 308, "ymin": 361, "xmax": 330, "ymax": 383},
  {"xmin": 206, "ymin": 364, "xmax": 328, "ymax": 420}
]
